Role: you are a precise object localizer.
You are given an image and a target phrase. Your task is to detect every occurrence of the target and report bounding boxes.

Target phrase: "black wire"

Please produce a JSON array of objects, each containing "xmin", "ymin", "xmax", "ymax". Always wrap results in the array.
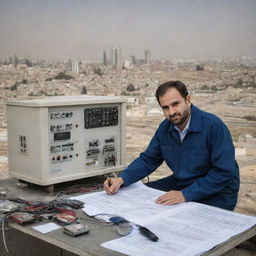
[{"xmin": 2, "ymin": 213, "xmax": 10, "ymax": 254}]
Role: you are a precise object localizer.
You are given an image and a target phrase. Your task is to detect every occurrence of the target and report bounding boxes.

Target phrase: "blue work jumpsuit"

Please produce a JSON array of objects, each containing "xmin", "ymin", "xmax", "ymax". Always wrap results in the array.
[{"xmin": 120, "ymin": 105, "xmax": 240, "ymax": 210}]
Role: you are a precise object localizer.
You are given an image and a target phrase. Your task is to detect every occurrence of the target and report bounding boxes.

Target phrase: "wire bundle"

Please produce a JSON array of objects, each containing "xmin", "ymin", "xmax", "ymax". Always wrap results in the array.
[{"xmin": 0, "ymin": 193, "xmax": 84, "ymax": 254}]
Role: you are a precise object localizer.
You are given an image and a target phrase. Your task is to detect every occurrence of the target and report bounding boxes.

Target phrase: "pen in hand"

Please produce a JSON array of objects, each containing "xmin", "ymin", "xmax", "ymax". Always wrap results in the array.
[
  {"xmin": 107, "ymin": 177, "xmax": 112, "ymax": 187},
  {"xmin": 107, "ymin": 177, "xmax": 113, "ymax": 193},
  {"xmin": 104, "ymin": 177, "xmax": 124, "ymax": 194}
]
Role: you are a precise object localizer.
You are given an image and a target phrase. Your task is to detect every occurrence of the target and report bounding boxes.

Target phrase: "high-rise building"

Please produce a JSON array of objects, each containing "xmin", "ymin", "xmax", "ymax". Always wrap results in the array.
[
  {"xmin": 130, "ymin": 55, "xmax": 137, "ymax": 66},
  {"xmin": 106, "ymin": 48, "xmax": 123, "ymax": 67},
  {"xmin": 70, "ymin": 59, "xmax": 80, "ymax": 73},
  {"xmin": 144, "ymin": 49, "xmax": 151, "ymax": 64},
  {"xmin": 9, "ymin": 56, "xmax": 13, "ymax": 65},
  {"xmin": 14, "ymin": 54, "xmax": 19, "ymax": 67},
  {"xmin": 114, "ymin": 48, "xmax": 122, "ymax": 68},
  {"xmin": 103, "ymin": 50, "xmax": 108, "ymax": 65},
  {"xmin": 110, "ymin": 49, "xmax": 114, "ymax": 66}
]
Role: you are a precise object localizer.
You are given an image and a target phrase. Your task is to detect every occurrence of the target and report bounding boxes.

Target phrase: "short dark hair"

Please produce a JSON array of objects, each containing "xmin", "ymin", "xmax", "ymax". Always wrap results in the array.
[{"xmin": 155, "ymin": 81, "xmax": 189, "ymax": 104}]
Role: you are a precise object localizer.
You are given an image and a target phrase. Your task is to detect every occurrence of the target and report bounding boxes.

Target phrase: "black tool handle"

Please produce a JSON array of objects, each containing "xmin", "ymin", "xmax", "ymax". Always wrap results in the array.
[{"xmin": 138, "ymin": 226, "xmax": 159, "ymax": 242}]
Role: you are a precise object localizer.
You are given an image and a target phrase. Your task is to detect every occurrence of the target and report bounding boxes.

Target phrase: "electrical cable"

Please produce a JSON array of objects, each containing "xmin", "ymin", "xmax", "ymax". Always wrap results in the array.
[
  {"xmin": 61, "ymin": 185, "xmax": 101, "ymax": 195},
  {"xmin": 4, "ymin": 197, "xmax": 82, "ymax": 226},
  {"xmin": 2, "ymin": 214, "xmax": 10, "ymax": 254}
]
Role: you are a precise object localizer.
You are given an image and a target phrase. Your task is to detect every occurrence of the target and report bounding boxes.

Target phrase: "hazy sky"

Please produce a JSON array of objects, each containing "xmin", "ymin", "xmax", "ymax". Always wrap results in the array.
[{"xmin": 0, "ymin": 0, "xmax": 256, "ymax": 61}]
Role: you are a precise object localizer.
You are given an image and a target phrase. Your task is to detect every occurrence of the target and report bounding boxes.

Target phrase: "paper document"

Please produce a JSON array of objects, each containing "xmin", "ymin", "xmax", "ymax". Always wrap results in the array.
[
  {"xmin": 32, "ymin": 222, "xmax": 61, "ymax": 233},
  {"xmin": 71, "ymin": 182, "xmax": 256, "ymax": 256},
  {"xmin": 71, "ymin": 182, "xmax": 179, "ymax": 224},
  {"xmin": 103, "ymin": 203, "xmax": 256, "ymax": 256}
]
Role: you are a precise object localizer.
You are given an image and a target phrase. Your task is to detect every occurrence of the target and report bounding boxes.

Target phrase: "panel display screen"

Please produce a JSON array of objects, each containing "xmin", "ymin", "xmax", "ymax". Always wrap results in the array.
[
  {"xmin": 84, "ymin": 106, "xmax": 118, "ymax": 129},
  {"xmin": 54, "ymin": 131, "xmax": 71, "ymax": 141}
]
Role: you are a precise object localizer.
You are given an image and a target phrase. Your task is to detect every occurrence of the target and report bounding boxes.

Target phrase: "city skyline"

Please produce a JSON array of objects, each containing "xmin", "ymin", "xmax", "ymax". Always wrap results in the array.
[{"xmin": 0, "ymin": 0, "xmax": 256, "ymax": 61}]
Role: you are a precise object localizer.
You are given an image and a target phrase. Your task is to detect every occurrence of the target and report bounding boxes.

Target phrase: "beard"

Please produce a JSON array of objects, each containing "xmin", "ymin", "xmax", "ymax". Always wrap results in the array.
[{"xmin": 169, "ymin": 109, "xmax": 190, "ymax": 127}]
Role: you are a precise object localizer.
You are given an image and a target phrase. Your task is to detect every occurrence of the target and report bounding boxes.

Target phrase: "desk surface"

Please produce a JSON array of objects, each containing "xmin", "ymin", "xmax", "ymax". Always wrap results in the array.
[
  {"xmin": 1, "ymin": 178, "xmax": 256, "ymax": 256},
  {"xmin": 9, "ymin": 215, "xmax": 126, "ymax": 256}
]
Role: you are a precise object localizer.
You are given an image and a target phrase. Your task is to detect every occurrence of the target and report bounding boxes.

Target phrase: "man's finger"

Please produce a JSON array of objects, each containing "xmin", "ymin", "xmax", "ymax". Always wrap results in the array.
[
  {"xmin": 156, "ymin": 195, "xmax": 169, "ymax": 204},
  {"xmin": 156, "ymin": 194, "xmax": 166, "ymax": 202}
]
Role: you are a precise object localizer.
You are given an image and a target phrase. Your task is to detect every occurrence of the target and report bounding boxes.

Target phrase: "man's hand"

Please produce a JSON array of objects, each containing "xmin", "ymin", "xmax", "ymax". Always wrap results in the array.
[
  {"xmin": 104, "ymin": 177, "xmax": 124, "ymax": 195},
  {"xmin": 156, "ymin": 190, "xmax": 185, "ymax": 205}
]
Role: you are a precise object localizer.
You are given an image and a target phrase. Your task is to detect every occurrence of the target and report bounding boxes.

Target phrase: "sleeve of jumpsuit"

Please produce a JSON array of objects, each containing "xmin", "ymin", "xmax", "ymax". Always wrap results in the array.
[
  {"xmin": 181, "ymin": 122, "xmax": 238, "ymax": 202},
  {"xmin": 120, "ymin": 132, "xmax": 164, "ymax": 187}
]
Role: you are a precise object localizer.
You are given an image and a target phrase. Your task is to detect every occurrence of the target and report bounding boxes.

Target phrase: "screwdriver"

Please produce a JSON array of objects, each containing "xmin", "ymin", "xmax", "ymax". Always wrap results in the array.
[{"xmin": 136, "ymin": 225, "xmax": 159, "ymax": 242}]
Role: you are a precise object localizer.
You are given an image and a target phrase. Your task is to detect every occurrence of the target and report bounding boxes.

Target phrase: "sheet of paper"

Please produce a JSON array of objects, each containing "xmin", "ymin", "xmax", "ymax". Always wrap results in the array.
[
  {"xmin": 71, "ymin": 182, "xmax": 179, "ymax": 224},
  {"xmin": 102, "ymin": 203, "xmax": 256, "ymax": 256},
  {"xmin": 71, "ymin": 182, "xmax": 256, "ymax": 256},
  {"xmin": 102, "ymin": 225, "xmax": 222, "ymax": 256},
  {"xmin": 32, "ymin": 222, "xmax": 61, "ymax": 234}
]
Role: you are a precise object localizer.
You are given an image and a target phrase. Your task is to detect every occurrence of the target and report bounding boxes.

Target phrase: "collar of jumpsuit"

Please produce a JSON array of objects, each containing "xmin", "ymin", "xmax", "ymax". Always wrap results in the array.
[{"xmin": 174, "ymin": 115, "xmax": 191, "ymax": 142}]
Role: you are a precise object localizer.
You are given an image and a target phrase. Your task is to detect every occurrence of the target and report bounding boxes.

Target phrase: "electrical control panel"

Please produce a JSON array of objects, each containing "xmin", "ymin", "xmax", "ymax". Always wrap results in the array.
[{"xmin": 6, "ymin": 96, "xmax": 126, "ymax": 186}]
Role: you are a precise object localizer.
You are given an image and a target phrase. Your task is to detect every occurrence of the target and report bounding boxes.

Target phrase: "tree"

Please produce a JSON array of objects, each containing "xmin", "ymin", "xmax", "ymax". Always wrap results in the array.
[
  {"xmin": 54, "ymin": 72, "xmax": 74, "ymax": 80},
  {"xmin": 10, "ymin": 83, "xmax": 18, "ymax": 91},
  {"xmin": 201, "ymin": 85, "xmax": 209, "ymax": 90},
  {"xmin": 244, "ymin": 116, "xmax": 256, "ymax": 121},
  {"xmin": 235, "ymin": 79, "xmax": 243, "ymax": 88},
  {"xmin": 127, "ymin": 83, "xmax": 135, "ymax": 92},
  {"xmin": 81, "ymin": 86, "xmax": 87, "ymax": 94},
  {"xmin": 93, "ymin": 67, "xmax": 103, "ymax": 76},
  {"xmin": 196, "ymin": 65, "xmax": 204, "ymax": 71}
]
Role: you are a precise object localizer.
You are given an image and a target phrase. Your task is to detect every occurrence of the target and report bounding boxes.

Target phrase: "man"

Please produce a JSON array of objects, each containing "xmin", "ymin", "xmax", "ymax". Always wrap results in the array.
[{"xmin": 104, "ymin": 81, "xmax": 240, "ymax": 210}]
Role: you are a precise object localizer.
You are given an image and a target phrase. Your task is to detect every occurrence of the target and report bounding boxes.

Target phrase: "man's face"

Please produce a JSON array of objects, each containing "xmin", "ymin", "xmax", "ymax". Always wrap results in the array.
[{"xmin": 159, "ymin": 88, "xmax": 191, "ymax": 129}]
